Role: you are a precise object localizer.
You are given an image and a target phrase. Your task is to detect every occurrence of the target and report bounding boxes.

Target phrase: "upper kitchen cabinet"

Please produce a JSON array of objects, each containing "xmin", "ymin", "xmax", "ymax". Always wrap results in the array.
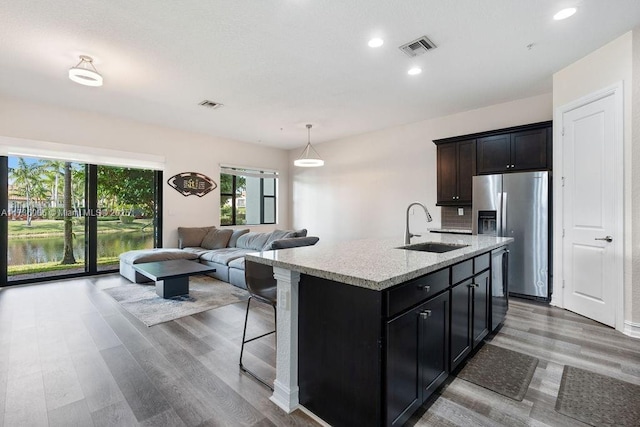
[
  {"xmin": 434, "ymin": 121, "xmax": 552, "ymax": 203},
  {"xmin": 476, "ymin": 123, "xmax": 552, "ymax": 175},
  {"xmin": 435, "ymin": 139, "xmax": 475, "ymax": 206}
]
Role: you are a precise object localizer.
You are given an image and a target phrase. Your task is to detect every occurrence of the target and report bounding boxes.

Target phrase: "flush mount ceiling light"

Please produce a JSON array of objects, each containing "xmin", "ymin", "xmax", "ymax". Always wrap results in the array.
[
  {"xmin": 553, "ymin": 7, "xmax": 577, "ymax": 20},
  {"xmin": 68, "ymin": 55, "xmax": 103, "ymax": 87},
  {"xmin": 408, "ymin": 67, "xmax": 422, "ymax": 75},
  {"xmin": 294, "ymin": 124, "xmax": 324, "ymax": 167},
  {"xmin": 368, "ymin": 38, "xmax": 384, "ymax": 48}
]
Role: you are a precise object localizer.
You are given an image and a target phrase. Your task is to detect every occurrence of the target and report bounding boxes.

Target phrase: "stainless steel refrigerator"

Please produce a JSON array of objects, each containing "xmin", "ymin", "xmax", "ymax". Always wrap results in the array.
[{"xmin": 472, "ymin": 171, "xmax": 550, "ymax": 301}]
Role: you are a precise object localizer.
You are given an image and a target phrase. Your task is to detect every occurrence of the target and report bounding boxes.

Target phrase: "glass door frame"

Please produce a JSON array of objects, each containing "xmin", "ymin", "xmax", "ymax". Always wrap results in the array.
[{"xmin": 0, "ymin": 156, "xmax": 163, "ymax": 286}]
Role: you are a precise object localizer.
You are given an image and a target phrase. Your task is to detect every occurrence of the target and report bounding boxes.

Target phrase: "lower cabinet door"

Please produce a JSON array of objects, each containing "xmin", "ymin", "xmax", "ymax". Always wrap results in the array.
[
  {"xmin": 472, "ymin": 270, "xmax": 490, "ymax": 348},
  {"xmin": 419, "ymin": 291, "xmax": 450, "ymax": 399},
  {"xmin": 386, "ymin": 305, "xmax": 421, "ymax": 427},
  {"xmin": 386, "ymin": 292, "xmax": 450, "ymax": 427},
  {"xmin": 450, "ymin": 279, "xmax": 473, "ymax": 371}
]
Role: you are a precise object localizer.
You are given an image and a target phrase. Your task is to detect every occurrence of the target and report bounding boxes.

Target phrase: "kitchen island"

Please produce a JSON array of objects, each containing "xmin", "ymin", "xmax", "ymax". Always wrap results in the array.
[{"xmin": 245, "ymin": 233, "xmax": 512, "ymax": 427}]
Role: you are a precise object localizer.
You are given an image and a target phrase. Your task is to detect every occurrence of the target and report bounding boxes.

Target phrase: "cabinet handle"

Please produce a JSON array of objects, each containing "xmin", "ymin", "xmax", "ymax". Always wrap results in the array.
[
  {"xmin": 511, "ymin": 164, "xmax": 515, "ymax": 168},
  {"xmin": 418, "ymin": 285, "xmax": 431, "ymax": 292},
  {"xmin": 467, "ymin": 283, "xmax": 479, "ymax": 288},
  {"xmin": 506, "ymin": 165, "xmax": 511, "ymax": 168},
  {"xmin": 420, "ymin": 310, "xmax": 432, "ymax": 319}
]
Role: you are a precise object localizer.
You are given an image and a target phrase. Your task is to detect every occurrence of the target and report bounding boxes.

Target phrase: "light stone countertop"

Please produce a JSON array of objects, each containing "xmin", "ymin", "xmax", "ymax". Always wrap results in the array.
[{"xmin": 245, "ymin": 234, "xmax": 513, "ymax": 291}]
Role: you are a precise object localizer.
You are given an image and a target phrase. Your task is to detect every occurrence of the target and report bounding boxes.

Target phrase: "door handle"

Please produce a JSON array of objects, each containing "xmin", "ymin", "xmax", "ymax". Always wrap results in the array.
[{"xmin": 595, "ymin": 236, "xmax": 613, "ymax": 242}]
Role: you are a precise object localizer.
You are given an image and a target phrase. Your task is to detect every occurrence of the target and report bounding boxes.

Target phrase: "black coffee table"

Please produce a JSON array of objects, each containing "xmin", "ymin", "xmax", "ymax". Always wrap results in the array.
[{"xmin": 132, "ymin": 259, "xmax": 216, "ymax": 298}]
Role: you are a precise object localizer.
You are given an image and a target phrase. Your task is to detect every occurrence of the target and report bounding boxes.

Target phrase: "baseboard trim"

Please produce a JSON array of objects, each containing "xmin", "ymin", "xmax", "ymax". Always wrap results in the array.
[
  {"xmin": 270, "ymin": 380, "xmax": 299, "ymax": 413},
  {"xmin": 298, "ymin": 405, "xmax": 331, "ymax": 427},
  {"xmin": 623, "ymin": 320, "xmax": 640, "ymax": 339}
]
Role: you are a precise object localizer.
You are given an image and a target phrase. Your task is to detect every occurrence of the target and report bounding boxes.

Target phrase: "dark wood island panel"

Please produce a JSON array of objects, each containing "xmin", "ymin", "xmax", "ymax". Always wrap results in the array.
[
  {"xmin": 298, "ymin": 275, "xmax": 383, "ymax": 427},
  {"xmin": 295, "ymin": 249, "xmax": 503, "ymax": 427}
]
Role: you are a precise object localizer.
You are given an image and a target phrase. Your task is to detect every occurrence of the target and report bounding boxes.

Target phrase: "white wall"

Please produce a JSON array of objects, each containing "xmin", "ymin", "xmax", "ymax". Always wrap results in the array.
[
  {"xmin": 552, "ymin": 31, "xmax": 637, "ymax": 327},
  {"xmin": 289, "ymin": 93, "xmax": 552, "ymax": 243},
  {"xmin": 0, "ymin": 96, "xmax": 291, "ymax": 247}
]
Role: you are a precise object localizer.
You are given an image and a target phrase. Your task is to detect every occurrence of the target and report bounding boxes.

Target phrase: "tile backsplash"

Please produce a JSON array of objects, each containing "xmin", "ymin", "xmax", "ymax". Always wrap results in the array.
[{"xmin": 441, "ymin": 206, "xmax": 472, "ymax": 230}]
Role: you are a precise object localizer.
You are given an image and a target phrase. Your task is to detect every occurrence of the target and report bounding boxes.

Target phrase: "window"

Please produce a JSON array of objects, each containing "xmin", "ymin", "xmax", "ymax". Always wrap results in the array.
[
  {"xmin": 220, "ymin": 166, "xmax": 277, "ymax": 226},
  {"xmin": 1, "ymin": 155, "xmax": 162, "ymax": 285}
]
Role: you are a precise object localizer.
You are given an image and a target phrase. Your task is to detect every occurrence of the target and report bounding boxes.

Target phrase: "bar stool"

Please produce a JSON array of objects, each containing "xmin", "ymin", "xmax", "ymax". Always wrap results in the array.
[{"xmin": 239, "ymin": 261, "xmax": 277, "ymax": 390}]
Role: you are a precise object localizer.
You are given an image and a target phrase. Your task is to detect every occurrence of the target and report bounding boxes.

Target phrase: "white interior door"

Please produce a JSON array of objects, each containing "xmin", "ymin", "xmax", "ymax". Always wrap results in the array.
[{"xmin": 562, "ymin": 92, "xmax": 620, "ymax": 327}]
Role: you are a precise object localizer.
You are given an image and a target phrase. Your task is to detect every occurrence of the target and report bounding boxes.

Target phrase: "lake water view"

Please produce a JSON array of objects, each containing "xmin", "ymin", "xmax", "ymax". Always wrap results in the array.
[{"xmin": 8, "ymin": 231, "xmax": 153, "ymax": 268}]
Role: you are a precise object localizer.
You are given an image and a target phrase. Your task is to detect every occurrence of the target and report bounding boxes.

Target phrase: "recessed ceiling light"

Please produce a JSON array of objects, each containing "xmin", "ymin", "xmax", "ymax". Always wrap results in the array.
[
  {"xmin": 408, "ymin": 67, "xmax": 422, "ymax": 76},
  {"xmin": 368, "ymin": 38, "xmax": 384, "ymax": 48},
  {"xmin": 553, "ymin": 7, "xmax": 577, "ymax": 20}
]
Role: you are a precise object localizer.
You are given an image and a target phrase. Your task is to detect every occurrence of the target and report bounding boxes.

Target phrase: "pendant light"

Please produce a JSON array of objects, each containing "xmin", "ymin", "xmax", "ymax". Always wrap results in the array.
[
  {"xmin": 294, "ymin": 124, "xmax": 324, "ymax": 167},
  {"xmin": 69, "ymin": 55, "xmax": 103, "ymax": 87}
]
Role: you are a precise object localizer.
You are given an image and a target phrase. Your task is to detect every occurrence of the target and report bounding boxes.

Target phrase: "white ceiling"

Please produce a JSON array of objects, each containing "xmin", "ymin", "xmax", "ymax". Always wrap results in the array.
[{"xmin": 1, "ymin": 1, "xmax": 639, "ymax": 149}]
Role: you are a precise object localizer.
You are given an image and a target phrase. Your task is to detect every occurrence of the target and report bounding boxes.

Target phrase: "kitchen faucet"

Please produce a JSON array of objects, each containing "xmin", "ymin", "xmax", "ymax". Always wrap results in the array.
[{"xmin": 405, "ymin": 202, "xmax": 433, "ymax": 244}]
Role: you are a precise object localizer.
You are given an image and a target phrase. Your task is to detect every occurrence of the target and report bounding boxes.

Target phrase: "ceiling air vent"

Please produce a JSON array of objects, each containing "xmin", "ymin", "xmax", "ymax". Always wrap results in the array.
[
  {"xmin": 199, "ymin": 100, "xmax": 224, "ymax": 109},
  {"xmin": 399, "ymin": 36, "xmax": 436, "ymax": 58}
]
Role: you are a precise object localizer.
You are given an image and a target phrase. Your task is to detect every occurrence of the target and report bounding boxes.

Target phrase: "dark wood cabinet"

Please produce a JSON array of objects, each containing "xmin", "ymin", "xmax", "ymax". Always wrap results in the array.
[
  {"xmin": 436, "ymin": 139, "xmax": 475, "ymax": 206},
  {"xmin": 295, "ymin": 249, "xmax": 504, "ymax": 427},
  {"xmin": 476, "ymin": 134, "xmax": 510, "ymax": 174},
  {"xmin": 419, "ymin": 291, "xmax": 450, "ymax": 397},
  {"xmin": 434, "ymin": 122, "xmax": 552, "ymax": 200},
  {"xmin": 472, "ymin": 270, "xmax": 490, "ymax": 348},
  {"xmin": 510, "ymin": 128, "xmax": 548, "ymax": 172},
  {"xmin": 450, "ymin": 278, "xmax": 473, "ymax": 371},
  {"xmin": 477, "ymin": 126, "xmax": 549, "ymax": 175},
  {"xmin": 386, "ymin": 290, "xmax": 450, "ymax": 427}
]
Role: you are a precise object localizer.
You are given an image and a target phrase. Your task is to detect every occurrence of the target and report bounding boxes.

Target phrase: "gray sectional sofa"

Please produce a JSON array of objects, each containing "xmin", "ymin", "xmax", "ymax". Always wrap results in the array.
[{"xmin": 119, "ymin": 226, "xmax": 319, "ymax": 289}]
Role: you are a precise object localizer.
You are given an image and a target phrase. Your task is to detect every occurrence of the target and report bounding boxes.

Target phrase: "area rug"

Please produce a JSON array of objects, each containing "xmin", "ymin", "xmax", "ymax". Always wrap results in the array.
[
  {"xmin": 456, "ymin": 344, "xmax": 538, "ymax": 401},
  {"xmin": 555, "ymin": 365, "xmax": 640, "ymax": 426},
  {"xmin": 103, "ymin": 275, "xmax": 248, "ymax": 326}
]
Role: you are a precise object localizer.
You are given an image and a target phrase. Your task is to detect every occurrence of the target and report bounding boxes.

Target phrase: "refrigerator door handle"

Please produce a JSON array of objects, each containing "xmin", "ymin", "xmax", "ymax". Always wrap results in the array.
[{"xmin": 501, "ymin": 191, "xmax": 507, "ymax": 237}]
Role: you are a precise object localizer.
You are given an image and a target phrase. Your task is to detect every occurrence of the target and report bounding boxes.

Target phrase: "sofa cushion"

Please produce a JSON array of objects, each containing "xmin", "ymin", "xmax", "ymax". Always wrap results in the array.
[
  {"xmin": 228, "ymin": 257, "xmax": 245, "ymax": 270},
  {"xmin": 262, "ymin": 229, "xmax": 297, "ymax": 250},
  {"xmin": 270, "ymin": 236, "xmax": 320, "ymax": 250},
  {"xmin": 201, "ymin": 228, "xmax": 233, "ymax": 250},
  {"xmin": 236, "ymin": 232, "xmax": 271, "ymax": 251},
  {"xmin": 228, "ymin": 228, "xmax": 250, "ymax": 247},
  {"xmin": 181, "ymin": 247, "xmax": 211, "ymax": 257},
  {"xmin": 198, "ymin": 248, "xmax": 253, "ymax": 265},
  {"xmin": 120, "ymin": 248, "xmax": 198, "ymax": 264},
  {"xmin": 177, "ymin": 226, "xmax": 216, "ymax": 249}
]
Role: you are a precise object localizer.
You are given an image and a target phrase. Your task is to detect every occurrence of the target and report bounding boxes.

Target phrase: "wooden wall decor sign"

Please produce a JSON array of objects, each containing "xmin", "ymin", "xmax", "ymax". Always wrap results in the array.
[{"xmin": 167, "ymin": 172, "xmax": 217, "ymax": 197}]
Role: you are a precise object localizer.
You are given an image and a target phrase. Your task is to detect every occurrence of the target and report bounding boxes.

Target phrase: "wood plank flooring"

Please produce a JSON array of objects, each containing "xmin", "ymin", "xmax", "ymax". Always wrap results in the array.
[{"xmin": 0, "ymin": 274, "xmax": 638, "ymax": 426}]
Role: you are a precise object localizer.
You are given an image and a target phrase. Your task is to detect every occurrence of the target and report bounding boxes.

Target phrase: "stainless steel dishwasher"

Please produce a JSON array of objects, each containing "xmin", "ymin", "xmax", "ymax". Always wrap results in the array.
[{"xmin": 491, "ymin": 247, "xmax": 509, "ymax": 330}]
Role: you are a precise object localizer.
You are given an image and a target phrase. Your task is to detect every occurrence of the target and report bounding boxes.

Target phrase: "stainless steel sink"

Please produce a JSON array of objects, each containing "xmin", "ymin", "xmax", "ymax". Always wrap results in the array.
[{"xmin": 398, "ymin": 242, "xmax": 469, "ymax": 253}]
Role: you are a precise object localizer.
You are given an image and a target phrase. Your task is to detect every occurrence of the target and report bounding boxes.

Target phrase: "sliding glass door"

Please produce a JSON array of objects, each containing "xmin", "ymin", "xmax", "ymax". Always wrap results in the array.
[
  {"xmin": 96, "ymin": 166, "xmax": 156, "ymax": 271},
  {"xmin": 7, "ymin": 156, "xmax": 86, "ymax": 282},
  {"xmin": 1, "ymin": 156, "xmax": 162, "ymax": 285}
]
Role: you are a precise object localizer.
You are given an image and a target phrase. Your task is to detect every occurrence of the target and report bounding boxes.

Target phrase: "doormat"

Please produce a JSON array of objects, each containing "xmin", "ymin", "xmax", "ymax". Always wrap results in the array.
[
  {"xmin": 456, "ymin": 344, "xmax": 538, "ymax": 401},
  {"xmin": 555, "ymin": 365, "xmax": 640, "ymax": 426}
]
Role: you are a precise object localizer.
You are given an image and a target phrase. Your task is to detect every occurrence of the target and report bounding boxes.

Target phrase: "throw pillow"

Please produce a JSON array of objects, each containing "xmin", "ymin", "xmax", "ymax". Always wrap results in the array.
[
  {"xmin": 201, "ymin": 228, "xmax": 233, "ymax": 250},
  {"xmin": 270, "ymin": 236, "xmax": 319, "ymax": 249},
  {"xmin": 228, "ymin": 228, "xmax": 250, "ymax": 247},
  {"xmin": 262, "ymin": 229, "xmax": 297, "ymax": 250},
  {"xmin": 293, "ymin": 228, "xmax": 308, "ymax": 237},
  {"xmin": 177, "ymin": 226, "xmax": 216, "ymax": 248}
]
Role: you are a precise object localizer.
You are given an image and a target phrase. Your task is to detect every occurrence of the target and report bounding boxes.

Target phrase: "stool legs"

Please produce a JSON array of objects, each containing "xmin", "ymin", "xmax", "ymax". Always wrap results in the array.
[{"xmin": 239, "ymin": 296, "xmax": 276, "ymax": 390}]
